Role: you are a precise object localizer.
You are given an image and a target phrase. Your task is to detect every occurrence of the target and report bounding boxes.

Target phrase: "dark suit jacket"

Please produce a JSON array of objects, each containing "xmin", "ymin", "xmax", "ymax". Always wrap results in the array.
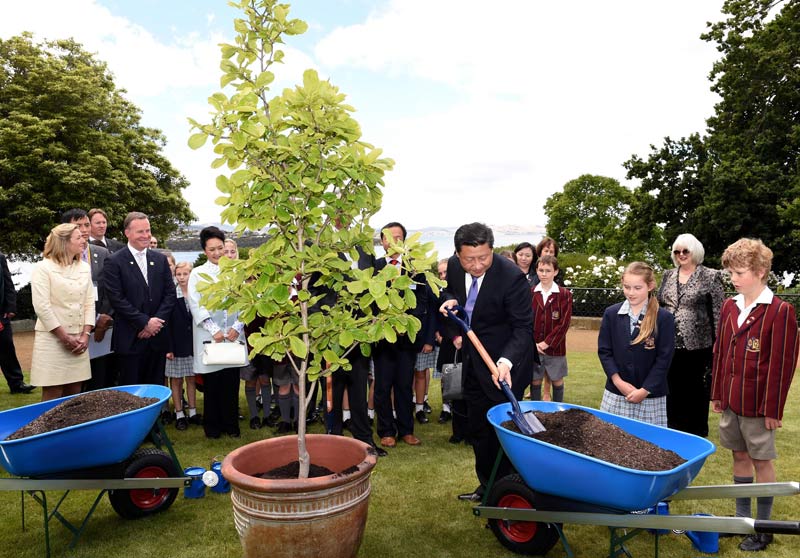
[
  {"xmin": 90, "ymin": 237, "xmax": 125, "ymax": 253},
  {"xmin": 104, "ymin": 247, "xmax": 176, "ymax": 354},
  {"xmin": 442, "ymin": 254, "xmax": 534, "ymax": 402},
  {"xmin": 711, "ymin": 296, "xmax": 799, "ymax": 420},
  {"xmin": 0, "ymin": 253, "xmax": 16, "ymax": 316},
  {"xmin": 598, "ymin": 302, "xmax": 675, "ymax": 397},
  {"xmin": 374, "ymin": 257, "xmax": 429, "ymax": 351},
  {"xmin": 87, "ymin": 244, "xmax": 112, "ymax": 316},
  {"xmin": 166, "ymin": 294, "xmax": 193, "ymax": 358}
]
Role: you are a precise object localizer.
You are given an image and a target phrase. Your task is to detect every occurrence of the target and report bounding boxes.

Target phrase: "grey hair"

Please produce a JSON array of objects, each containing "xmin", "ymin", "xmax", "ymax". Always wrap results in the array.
[{"xmin": 671, "ymin": 233, "xmax": 705, "ymax": 266}]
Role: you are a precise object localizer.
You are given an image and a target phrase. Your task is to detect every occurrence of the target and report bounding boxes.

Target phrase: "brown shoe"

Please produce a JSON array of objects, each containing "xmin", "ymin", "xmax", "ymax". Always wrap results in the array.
[
  {"xmin": 401, "ymin": 434, "xmax": 421, "ymax": 446},
  {"xmin": 380, "ymin": 436, "xmax": 397, "ymax": 448}
]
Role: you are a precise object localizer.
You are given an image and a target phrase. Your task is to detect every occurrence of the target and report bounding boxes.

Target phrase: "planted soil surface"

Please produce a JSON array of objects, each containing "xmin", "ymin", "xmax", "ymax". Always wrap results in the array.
[
  {"xmin": 6, "ymin": 391, "xmax": 158, "ymax": 440},
  {"xmin": 502, "ymin": 408, "xmax": 686, "ymax": 471},
  {"xmin": 257, "ymin": 461, "xmax": 336, "ymax": 479}
]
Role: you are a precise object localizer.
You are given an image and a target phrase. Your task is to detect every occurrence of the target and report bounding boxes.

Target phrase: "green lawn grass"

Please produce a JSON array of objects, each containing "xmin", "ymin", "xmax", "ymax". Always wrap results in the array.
[{"xmin": 0, "ymin": 340, "xmax": 798, "ymax": 557}]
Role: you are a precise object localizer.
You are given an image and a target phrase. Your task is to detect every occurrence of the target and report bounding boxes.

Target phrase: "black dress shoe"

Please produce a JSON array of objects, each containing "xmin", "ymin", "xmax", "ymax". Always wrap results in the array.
[
  {"xmin": 188, "ymin": 413, "xmax": 203, "ymax": 425},
  {"xmin": 10, "ymin": 383, "xmax": 35, "ymax": 394},
  {"xmin": 371, "ymin": 445, "xmax": 388, "ymax": 457},
  {"xmin": 276, "ymin": 422, "xmax": 292, "ymax": 434},
  {"xmin": 423, "ymin": 401, "xmax": 432, "ymax": 414},
  {"xmin": 739, "ymin": 533, "xmax": 773, "ymax": 551},
  {"xmin": 438, "ymin": 411, "xmax": 452, "ymax": 423},
  {"xmin": 448, "ymin": 435, "xmax": 463, "ymax": 444},
  {"xmin": 416, "ymin": 410, "xmax": 429, "ymax": 424},
  {"xmin": 249, "ymin": 417, "xmax": 261, "ymax": 430},
  {"xmin": 160, "ymin": 410, "xmax": 173, "ymax": 424},
  {"xmin": 342, "ymin": 418, "xmax": 352, "ymax": 431},
  {"xmin": 175, "ymin": 417, "xmax": 188, "ymax": 431}
]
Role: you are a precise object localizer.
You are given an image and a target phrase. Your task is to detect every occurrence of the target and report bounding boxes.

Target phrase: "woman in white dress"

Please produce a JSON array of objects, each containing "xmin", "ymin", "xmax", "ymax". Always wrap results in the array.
[
  {"xmin": 188, "ymin": 226, "xmax": 247, "ymax": 439},
  {"xmin": 30, "ymin": 223, "xmax": 95, "ymax": 401}
]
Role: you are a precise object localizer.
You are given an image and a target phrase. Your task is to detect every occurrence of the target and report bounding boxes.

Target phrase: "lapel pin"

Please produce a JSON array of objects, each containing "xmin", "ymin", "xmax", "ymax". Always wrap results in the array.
[{"xmin": 149, "ymin": 261, "xmax": 154, "ymax": 266}]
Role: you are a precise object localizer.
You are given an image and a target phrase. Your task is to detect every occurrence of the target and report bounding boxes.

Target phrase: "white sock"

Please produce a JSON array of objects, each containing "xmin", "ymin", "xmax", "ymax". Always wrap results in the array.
[
  {"xmin": 367, "ymin": 408, "xmax": 375, "ymax": 419},
  {"xmin": 343, "ymin": 410, "xmax": 351, "ymax": 421},
  {"xmin": 176, "ymin": 410, "xmax": 186, "ymax": 419},
  {"xmin": 415, "ymin": 404, "xmax": 424, "ymax": 413},
  {"xmin": 442, "ymin": 403, "xmax": 451, "ymax": 413},
  {"xmin": 188, "ymin": 407, "xmax": 197, "ymax": 417}
]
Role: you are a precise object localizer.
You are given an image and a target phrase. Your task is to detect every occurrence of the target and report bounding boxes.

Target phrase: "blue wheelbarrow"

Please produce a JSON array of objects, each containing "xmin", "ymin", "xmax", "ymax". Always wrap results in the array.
[
  {"xmin": 0, "ymin": 385, "xmax": 188, "ymax": 556},
  {"xmin": 474, "ymin": 401, "xmax": 800, "ymax": 556}
]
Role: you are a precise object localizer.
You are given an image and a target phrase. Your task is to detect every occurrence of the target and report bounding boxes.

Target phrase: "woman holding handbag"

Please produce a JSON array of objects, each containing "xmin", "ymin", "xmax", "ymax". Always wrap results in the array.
[
  {"xmin": 657, "ymin": 233, "xmax": 724, "ymax": 437},
  {"xmin": 188, "ymin": 226, "xmax": 248, "ymax": 439}
]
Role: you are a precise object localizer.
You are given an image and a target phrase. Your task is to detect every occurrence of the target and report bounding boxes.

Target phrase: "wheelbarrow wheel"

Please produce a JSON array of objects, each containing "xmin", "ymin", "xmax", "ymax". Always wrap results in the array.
[
  {"xmin": 486, "ymin": 474, "xmax": 560, "ymax": 556},
  {"xmin": 108, "ymin": 448, "xmax": 180, "ymax": 520}
]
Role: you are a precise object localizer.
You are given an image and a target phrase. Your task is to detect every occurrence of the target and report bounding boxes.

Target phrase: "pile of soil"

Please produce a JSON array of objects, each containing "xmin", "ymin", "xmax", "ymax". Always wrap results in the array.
[
  {"xmin": 256, "ymin": 461, "xmax": 336, "ymax": 479},
  {"xmin": 6, "ymin": 391, "xmax": 159, "ymax": 440},
  {"xmin": 502, "ymin": 408, "xmax": 686, "ymax": 471}
]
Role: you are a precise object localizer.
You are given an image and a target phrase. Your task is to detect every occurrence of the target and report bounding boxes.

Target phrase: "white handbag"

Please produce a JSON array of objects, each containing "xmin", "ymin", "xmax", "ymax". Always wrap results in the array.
[{"xmin": 201, "ymin": 341, "xmax": 248, "ymax": 366}]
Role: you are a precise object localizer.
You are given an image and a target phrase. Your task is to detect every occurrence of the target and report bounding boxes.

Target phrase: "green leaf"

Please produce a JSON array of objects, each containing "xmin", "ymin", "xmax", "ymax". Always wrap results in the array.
[
  {"xmin": 339, "ymin": 330, "xmax": 354, "ymax": 347},
  {"xmin": 188, "ymin": 133, "xmax": 208, "ymax": 149},
  {"xmin": 289, "ymin": 336, "xmax": 307, "ymax": 359}
]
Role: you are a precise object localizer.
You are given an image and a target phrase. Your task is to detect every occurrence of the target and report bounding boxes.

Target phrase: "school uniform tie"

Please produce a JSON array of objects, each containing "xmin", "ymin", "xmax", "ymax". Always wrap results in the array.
[{"xmin": 465, "ymin": 276, "xmax": 479, "ymax": 321}]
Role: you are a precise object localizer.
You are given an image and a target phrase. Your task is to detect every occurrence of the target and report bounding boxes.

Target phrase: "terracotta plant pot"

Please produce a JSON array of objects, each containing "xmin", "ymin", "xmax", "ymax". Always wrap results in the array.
[{"xmin": 222, "ymin": 434, "xmax": 378, "ymax": 558}]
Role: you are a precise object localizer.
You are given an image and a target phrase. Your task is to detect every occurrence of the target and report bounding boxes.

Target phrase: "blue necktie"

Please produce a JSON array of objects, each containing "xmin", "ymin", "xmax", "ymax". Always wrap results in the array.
[{"xmin": 465, "ymin": 276, "xmax": 479, "ymax": 320}]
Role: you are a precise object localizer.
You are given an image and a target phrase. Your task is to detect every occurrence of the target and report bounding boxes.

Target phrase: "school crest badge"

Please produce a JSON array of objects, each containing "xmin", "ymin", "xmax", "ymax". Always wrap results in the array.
[
  {"xmin": 746, "ymin": 337, "xmax": 760, "ymax": 352},
  {"xmin": 644, "ymin": 336, "xmax": 656, "ymax": 350},
  {"xmin": 552, "ymin": 310, "xmax": 560, "ymax": 320}
]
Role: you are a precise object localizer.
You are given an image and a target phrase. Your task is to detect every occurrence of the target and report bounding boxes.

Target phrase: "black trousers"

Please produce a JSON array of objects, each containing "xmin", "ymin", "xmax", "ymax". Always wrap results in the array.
[
  {"xmin": 0, "ymin": 318, "xmax": 24, "ymax": 389},
  {"xmin": 373, "ymin": 343, "xmax": 415, "ymax": 438},
  {"xmin": 117, "ymin": 345, "xmax": 166, "ymax": 386},
  {"xmin": 201, "ymin": 367, "xmax": 241, "ymax": 437},
  {"xmin": 85, "ymin": 354, "xmax": 118, "ymax": 391},
  {"xmin": 666, "ymin": 347, "xmax": 712, "ymax": 437},
  {"xmin": 466, "ymin": 388, "xmax": 515, "ymax": 488},
  {"xmin": 330, "ymin": 352, "xmax": 374, "ymax": 446}
]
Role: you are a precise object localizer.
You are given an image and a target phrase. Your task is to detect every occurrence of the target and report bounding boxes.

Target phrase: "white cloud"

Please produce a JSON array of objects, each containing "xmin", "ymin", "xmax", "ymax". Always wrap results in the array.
[{"xmin": 318, "ymin": 0, "xmax": 725, "ymax": 229}]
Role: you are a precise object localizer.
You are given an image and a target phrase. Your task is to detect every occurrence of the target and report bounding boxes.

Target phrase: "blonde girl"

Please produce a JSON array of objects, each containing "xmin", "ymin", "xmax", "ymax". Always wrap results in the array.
[{"xmin": 597, "ymin": 262, "xmax": 675, "ymax": 426}]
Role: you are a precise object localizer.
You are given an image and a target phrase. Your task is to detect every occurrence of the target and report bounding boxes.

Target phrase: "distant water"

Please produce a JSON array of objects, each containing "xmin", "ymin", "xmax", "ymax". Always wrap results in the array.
[{"xmin": 8, "ymin": 232, "xmax": 540, "ymax": 289}]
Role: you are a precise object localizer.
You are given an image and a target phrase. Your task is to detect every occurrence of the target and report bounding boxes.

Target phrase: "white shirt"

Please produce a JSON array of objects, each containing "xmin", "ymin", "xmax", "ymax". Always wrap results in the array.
[
  {"xmin": 533, "ymin": 282, "xmax": 560, "ymax": 306},
  {"xmin": 128, "ymin": 244, "xmax": 148, "ymax": 283},
  {"xmin": 734, "ymin": 286, "xmax": 773, "ymax": 328}
]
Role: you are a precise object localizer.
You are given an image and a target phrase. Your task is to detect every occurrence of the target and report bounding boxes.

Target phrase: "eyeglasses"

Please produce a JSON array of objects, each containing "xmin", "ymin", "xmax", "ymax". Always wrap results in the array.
[{"xmin": 673, "ymin": 249, "xmax": 690, "ymax": 256}]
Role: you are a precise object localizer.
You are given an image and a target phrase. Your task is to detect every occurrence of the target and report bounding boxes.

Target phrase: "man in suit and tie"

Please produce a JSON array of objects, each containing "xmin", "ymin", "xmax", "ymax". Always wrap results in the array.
[
  {"xmin": 439, "ymin": 222, "xmax": 534, "ymax": 501},
  {"xmin": 373, "ymin": 222, "xmax": 428, "ymax": 448},
  {"xmin": 104, "ymin": 211, "xmax": 176, "ymax": 385},
  {"xmin": 88, "ymin": 208, "xmax": 125, "ymax": 253},
  {"xmin": 61, "ymin": 209, "xmax": 117, "ymax": 389}
]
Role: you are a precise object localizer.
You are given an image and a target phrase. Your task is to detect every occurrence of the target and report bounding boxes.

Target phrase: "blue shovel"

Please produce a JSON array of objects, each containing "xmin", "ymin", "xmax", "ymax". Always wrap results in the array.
[{"xmin": 445, "ymin": 305, "xmax": 545, "ymax": 435}]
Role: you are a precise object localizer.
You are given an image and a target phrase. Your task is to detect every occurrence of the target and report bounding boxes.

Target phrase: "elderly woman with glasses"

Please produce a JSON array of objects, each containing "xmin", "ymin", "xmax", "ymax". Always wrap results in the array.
[{"xmin": 657, "ymin": 233, "xmax": 724, "ymax": 436}]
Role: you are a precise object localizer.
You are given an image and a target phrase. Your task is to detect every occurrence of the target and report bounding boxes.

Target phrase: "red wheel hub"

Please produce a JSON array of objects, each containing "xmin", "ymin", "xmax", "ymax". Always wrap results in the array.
[
  {"xmin": 496, "ymin": 493, "xmax": 538, "ymax": 543},
  {"xmin": 129, "ymin": 466, "xmax": 169, "ymax": 510}
]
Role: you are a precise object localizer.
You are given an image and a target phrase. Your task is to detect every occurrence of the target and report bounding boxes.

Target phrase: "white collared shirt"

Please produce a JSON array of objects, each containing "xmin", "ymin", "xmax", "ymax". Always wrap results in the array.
[
  {"xmin": 533, "ymin": 282, "xmax": 560, "ymax": 305},
  {"xmin": 734, "ymin": 287, "xmax": 773, "ymax": 327}
]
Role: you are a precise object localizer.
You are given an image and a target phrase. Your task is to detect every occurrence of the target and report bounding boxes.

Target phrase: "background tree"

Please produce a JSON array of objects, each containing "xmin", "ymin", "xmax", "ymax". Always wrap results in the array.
[
  {"xmin": 189, "ymin": 0, "xmax": 439, "ymax": 478},
  {"xmin": 544, "ymin": 174, "xmax": 659, "ymax": 261},
  {"xmin": 0, "ymin": 33, "xmax": 195, "ymax": 258},
  {"xmin": 625, "ymin": 0, "xmax": 800, "ymax": 272}
]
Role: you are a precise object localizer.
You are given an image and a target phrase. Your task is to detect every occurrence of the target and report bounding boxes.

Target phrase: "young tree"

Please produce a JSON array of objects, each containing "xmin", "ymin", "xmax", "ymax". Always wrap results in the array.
[
  {"xmin": 189, "ymin": 0, "xmax": 439, "ymax": 478},
  {"xmin": 0, "ymin": 34, "xmax": 195, "ymax": 258}
]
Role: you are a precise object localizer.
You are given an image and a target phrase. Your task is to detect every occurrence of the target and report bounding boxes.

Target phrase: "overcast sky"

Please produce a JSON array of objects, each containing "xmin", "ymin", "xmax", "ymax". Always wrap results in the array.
[{"xmin": 2, "ymin": 0, "xmax": 726, "ymax": 230}]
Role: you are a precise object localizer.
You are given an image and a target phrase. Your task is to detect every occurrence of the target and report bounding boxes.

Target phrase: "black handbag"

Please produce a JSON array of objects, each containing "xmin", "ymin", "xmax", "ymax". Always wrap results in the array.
[{"xmin": 441, "ymin": 350, "xmax": 464, "ymax": 401}]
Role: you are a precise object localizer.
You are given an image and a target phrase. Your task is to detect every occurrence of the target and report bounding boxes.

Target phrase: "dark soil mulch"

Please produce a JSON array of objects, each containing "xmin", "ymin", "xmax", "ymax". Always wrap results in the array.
[
  {"xmin": 501, "ymin": 408, "xmax": 686, "ymax": 471},
  {"xmin": 6, "ymin": 391, "xmax": 159, "ymax": 441},
  {"xmin": 256, "ymin": 461, "xmax": 336, "ymax": 479}
]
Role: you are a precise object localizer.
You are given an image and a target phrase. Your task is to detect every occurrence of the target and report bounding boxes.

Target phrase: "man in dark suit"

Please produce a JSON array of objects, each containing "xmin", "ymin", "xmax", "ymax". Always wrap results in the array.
[
  {"xmin": 440, "ymin": 222, "xmax": 534, "ymax": 500},
  {"xmin": 373, "ymin": 222, "xmax": 428, "ymax": 448},
  {"xmin": 104, "ymin": 211, "xmax": 176, "ymax": 385},
  {"xmin": 0, "ymin": 251, "xmax": 35, "ymax": 394},
  {"xmin": 88, "ymin": 208, "xmax": 125, "ymax": 253},
  {"xmin": 62, "ymin": 209, "xmax": 117, "ymax": 389}
]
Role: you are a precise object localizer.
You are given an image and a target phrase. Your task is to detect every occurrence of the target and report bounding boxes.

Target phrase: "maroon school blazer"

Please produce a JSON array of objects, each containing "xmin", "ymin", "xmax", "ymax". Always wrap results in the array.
[{"xmin": 711, "ymin": 296, "xmax": 799, "ymax": 420}]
